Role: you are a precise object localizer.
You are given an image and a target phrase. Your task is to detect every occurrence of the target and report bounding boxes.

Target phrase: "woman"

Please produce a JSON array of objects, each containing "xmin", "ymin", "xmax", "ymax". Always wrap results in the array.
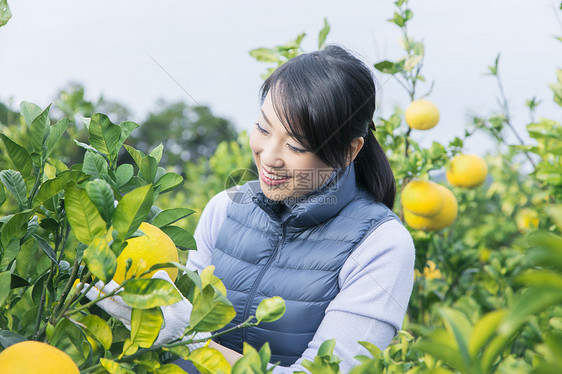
[
  {"xmin": 87, "ymin": 44, "xmax": 415, "ymax": 373},
  {"xmin": 183, "ymin": 44, "xmax": 415, "ymax": 372}
]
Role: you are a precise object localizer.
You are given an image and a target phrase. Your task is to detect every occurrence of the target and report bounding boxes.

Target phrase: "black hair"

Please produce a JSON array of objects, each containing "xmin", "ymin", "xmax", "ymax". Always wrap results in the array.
[{"xmin": 258, "ymin": 44, "xmax": 396, "ymax": 209}]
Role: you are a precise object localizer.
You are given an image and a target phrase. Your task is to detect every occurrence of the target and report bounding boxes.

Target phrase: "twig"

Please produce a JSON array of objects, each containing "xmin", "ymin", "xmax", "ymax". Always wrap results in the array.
[{"xmin": 494, "ymin": 73, "xmax": 537, "ymax": 169}]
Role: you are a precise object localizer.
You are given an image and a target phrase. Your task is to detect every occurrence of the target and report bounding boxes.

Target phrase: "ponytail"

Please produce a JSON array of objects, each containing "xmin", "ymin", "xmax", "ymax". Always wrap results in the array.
[{"xmin": 353, "ymin": 127, "xmax": 396, "ymax": 210}]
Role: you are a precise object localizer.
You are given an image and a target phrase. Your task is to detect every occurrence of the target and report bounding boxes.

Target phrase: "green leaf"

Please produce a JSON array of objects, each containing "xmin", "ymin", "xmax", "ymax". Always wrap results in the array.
[
  {"xmin": 117, "ymin": 121, "xmax": 139, "ymax": 151},
  {"xmin": 84, "ymin": 236, "xmax": 117, "ymax": 283},
  {"xmin": 166, "ymin": 345, "xmax": 190, "ymax": 360},
  {"xmin": 318, "ymin": 339, "xmax": 337, "ymax": 357},
  {"xmin": 10, "ymin": 273, "xmax": 30, "ymax": 288},
  {"xmin": 403, "ymin": 9, "xmax": 413, "ymax": 21},
  {"xmin": 82, "ymin": 151, "xmax": 109, "ymax": 179},
  {"xmin": 0, "ymin": 330, "xmax": 26, "ymax": 348},
  {"xmin": 20, "ymin": 101, "xmax": 42, "ymax": 128},
  {"xmin": 0, "ymin": 0, "xmax": 12, "ymax": 27},
  {"xmin": 74, "ymin": 139, "xmax": 107, "ymax": 158},
  {"xmin": 29, "ymin": 105, "xmax": 51, "ymax": 154},
  {"xmin": 149, "ymin": 143, "xmax": 164, "ymax": 163},
  {"xmin": 161, "ymin": 225, "xmax": 196, "ymax": 251},
  {"xmin": 256, "ymin": 296, "xmax": 285, "ymax": 323},
  {"xmin": 45, "ymin": 118, "xmax": 70, "ymax": 158},
  {"xmin": 176, "ymin": 270, "xmax": 203, "ymax": 303},
  {"xmin": 65, "ymin": 185, "xmax": 106, "ymax": 245},
  {"xmin": 86, "ymin": 179, "xmax": 115, "ymax": 224},
  {"xmin": 526, "ymin": 231, "xmax": 562, "ymax": 271},
  {"xmin": 130, "ymin": 307, "xmax": 163, "ymax": 348},
  {"xmin": 124, "ymin": 144, "xmax": 146, "ymax": 169},
  {"xmin": 545, "ymin": 204, "xmax": 562, "ymax": 232},
  {"xmin": 1, "ymin": 210, "xmax": 34, "ymax": 250},
  {"xmin": 388, "ymin": 11, "xmax": 405, "ymax": 27},
  {"xmin": 416, "ymin": 340, "xmax": 465, "ymax": 372},
  {"xmin": 152, "ymin": 208, "xmax": 195, "ymax": 228},
  {"xmin": 300, "ymin": 339, "xmax": 342, "ymax": 374},
  {"xmin": 136, "ymin": 359, "xmax": 161, "ymax": 371},
  {"xmin": 357, "ymin": 341, "xmax": 382, "ymax": 358},
  {"xmin": 113, "ymin": 184, "xmax": 154, "ymax": 241},
  {"xmin": 481, "ymin": 286, "xmax": 562, "ymax": 372},
  {"xmin": 32, "ymin": 234, "xmax": 57, "ymax": 263},
  {"xmin": 249, "ymin": 48, "xmax": 279, "ymax": 63},
  {"xmin": 318, "ymin": 18, "xmax": 330, "ymax": 49},
  {"xmin": 374, "ymin": 60, "xmax": 400, "ymax": 75},
  {"xmin": 0, "ymin": 134, "xmax": 33, "ymax": 178},
  {"xmin": 515, "ymin": 269, "xmax": 562, "ymax": 287},
  {"xmin": 33, "ymin": 170, "xmax": 87, "ymax": 206},
  {"xmin": 200, "ymin": 266, "xmax": 227, "ymax": 296},
  {"xmin": 115, "ymin": 164, "xmax": 134, "ymax": 187},
  {"xmin": 88, "ymin": 113, "xmax": 121, "ymax": 164},
  {"xmin": 49, "ymin": 318, "xmax": 87, "ymax": 367},
  {"xmin": 121, "ymin": 278, "xmax": 183, "ymax": 309},
  {"xmin": 156, "ymin": 363, "xmax": 191, "ymax": 373},
  {"xmin": 100, "ymin": 358, "xmax": 136, "ymax": 374},
  {"xmin": 468, "ymin": 309, "xmax": 507, "ymax": 358},
  {"xmin": 0, "ymin": 170, "xmax": 28, "ymax": 210},
  {"xmin": 0, "ymin": 183, "xmax": 5, "ymax": 208},
  {"xmin": 404, "ymin": 55, "xmax": 422, "ymax": 72},
  {"xmin": 155, "ymin": 172, "xmax": 184, "ymax": 193},
  {"xmin": 190, "ymin": 284, "xmax": 236, "ymax": 332},
  {"xmin": 0, "ymin": 238, "xmax": 20, "ymax": 269},
  {"xmin": 232, "ymin": 343, "xmax": 265, "ymax": 373},
  {"xmin": 439, "ymin": 308, "xmax": 472, "ymax": 366},
  {"xmin": 0, "ymin": 271, "xmax": 11, "ymax": 307},
  {"xmin": 140, "ymin": 156, "xmax": 158, "ymax": 183},
  {"xmin": 78, "ymin": 314, "xmax": 113, "ymax": 350},
  {"xmin": 22, "ymin": 215, "xmax": 38, "ymax": 243},
  {"xmin": 189, "ymin": 347, "xmax": 232, "ymax": 374}
]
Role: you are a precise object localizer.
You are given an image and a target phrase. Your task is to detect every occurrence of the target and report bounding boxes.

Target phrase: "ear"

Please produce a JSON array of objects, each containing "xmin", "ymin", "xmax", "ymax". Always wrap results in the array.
[{"xmin": 346, "ymin": 137, "xmax": 365, "ymax": 167}]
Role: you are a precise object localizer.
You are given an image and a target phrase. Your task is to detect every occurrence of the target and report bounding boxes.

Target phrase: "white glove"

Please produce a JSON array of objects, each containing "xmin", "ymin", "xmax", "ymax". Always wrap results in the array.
[{"xmin": 80, "ymin": 270, "xmax": 211, "ymax": 348}]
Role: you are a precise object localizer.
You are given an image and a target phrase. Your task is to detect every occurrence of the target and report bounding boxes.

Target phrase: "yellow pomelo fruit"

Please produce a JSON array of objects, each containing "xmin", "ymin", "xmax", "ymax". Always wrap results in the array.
[
  {"xmin": 401, "ymin": 180, "xmax": 444, "ymax": 217},
  {"xmin": 405, "ymin": 99, "xmax": 440, "ymax": 130},
  {"xmin": 404, "ymin": 184, "xmax": 458, "ymax": 231},
  {"xmin": 0, "ymin": 341, "xmax": 80, "ymax": 374},
  {"xmin": 113, "ymin": 222, "xmax": 179, "ymax": 284},
  {"xmin": 446, "ymin": 154, "xmax": 488, "ymax": 188}
]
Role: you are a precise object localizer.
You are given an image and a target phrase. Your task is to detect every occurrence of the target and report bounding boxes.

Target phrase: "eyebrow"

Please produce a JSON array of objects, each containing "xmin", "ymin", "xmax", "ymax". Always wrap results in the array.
[{"xmin": 260, "ymin": 109, "xmax": 295, "ymax": 138}]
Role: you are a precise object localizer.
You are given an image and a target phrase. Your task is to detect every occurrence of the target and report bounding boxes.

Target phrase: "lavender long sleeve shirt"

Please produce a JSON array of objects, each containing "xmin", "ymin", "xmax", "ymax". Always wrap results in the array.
[{"xmin": 185, "ymin": 189, "xmax": 415, "ymax": 373}]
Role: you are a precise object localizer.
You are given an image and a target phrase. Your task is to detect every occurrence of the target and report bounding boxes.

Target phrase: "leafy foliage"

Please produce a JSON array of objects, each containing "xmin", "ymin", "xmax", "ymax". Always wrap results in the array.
[{"xmin": 0, "ymin": 101, "xmax": 284, "ymax": 373}]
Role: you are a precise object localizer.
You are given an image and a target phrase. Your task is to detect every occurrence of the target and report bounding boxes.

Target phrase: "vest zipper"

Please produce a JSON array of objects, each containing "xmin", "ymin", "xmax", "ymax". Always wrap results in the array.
[{"xmin": 241, "ymin": 214, "xmax": 296, "ymax": 344}]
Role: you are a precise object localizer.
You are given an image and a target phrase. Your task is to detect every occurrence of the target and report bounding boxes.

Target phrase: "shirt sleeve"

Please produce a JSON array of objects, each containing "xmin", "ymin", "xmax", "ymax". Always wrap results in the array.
[
  {"xmin": 271, "ymin": 219, "xmax": 416, "ymax": 373},
  {"xmin": 185, "ymin": 189, "xmax": 233, "ymax": 273}
]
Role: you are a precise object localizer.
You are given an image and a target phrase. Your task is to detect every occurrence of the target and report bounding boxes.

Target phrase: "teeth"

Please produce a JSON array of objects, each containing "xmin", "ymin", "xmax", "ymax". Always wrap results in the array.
[{"xmin": 263, "ymin": 168, "xmax": 287, "ymax": 180}]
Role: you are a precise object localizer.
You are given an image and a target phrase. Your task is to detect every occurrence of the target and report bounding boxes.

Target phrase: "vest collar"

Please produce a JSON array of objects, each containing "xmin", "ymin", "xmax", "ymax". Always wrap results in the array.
[{"xmin": 251, "ymin": 162, "xmax": 359, "ymax": 229}]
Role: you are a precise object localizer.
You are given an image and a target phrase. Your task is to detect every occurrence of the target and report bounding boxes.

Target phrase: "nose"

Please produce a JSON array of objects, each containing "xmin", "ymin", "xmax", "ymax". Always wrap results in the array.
[{"xmin": 259, "ymin": 141, "xmax": 284, "ymax": 170}]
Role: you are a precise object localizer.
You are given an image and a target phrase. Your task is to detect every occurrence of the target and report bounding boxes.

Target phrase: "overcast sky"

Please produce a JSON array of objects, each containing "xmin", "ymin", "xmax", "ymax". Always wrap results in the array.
[{"xmin": 1, "ymin": 0, "xmax": 560, "ymax": 156}]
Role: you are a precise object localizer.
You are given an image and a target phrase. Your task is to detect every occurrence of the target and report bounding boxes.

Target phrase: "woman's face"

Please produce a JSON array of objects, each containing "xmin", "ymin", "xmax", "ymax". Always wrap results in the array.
[{"xmin": 249, "ymin": 91, "xmax": 335, "ymax": 202}]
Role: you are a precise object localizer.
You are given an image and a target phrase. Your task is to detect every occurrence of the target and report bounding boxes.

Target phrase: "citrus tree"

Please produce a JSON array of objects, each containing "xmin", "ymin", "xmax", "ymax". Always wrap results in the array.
[{"xmin": 0, "ymin": 100, "xmax": 286, "ymax": 373}]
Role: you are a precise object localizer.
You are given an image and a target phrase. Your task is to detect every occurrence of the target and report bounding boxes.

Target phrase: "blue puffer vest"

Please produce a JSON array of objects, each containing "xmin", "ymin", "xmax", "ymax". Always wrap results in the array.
[{"xmin": 212, "ymin": 162, "xmax": 399, "ymax": 366}]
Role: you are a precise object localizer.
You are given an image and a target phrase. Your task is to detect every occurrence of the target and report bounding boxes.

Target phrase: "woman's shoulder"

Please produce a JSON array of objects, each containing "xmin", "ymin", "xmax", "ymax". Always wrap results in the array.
[
  {"xmin": 204, "ymin": 188, "xmax": 238, "ymax": 213},
  {"xmin": 364, "ymin": 218, "xmax": 414, "ymax": 254},
  {"xmin": 341, "ymin": 218, "xmax": 415, "ymax": 278}
]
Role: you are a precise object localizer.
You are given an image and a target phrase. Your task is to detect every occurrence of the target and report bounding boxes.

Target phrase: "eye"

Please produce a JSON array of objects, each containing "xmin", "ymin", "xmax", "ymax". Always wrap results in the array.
[
  {"xmin": 287, "ymin": 144, "xmax": 307, "ymax": 153},
  {"xmin": 255, "ymin": 122, "xmax": 268, "ymax": 134}
]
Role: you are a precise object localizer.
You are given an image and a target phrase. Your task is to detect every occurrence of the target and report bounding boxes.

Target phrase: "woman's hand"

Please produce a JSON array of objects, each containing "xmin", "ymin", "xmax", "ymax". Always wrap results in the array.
[{"xmin": 81, "ymin": 270, "xmax": 211, "ymax": 347}]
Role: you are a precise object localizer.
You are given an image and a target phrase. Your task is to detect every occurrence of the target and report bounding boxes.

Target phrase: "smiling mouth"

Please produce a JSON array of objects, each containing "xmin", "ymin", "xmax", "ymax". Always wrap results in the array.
[{"xmin": 261, "ymin": 167, "xmax": 290, "ymax": 185}]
